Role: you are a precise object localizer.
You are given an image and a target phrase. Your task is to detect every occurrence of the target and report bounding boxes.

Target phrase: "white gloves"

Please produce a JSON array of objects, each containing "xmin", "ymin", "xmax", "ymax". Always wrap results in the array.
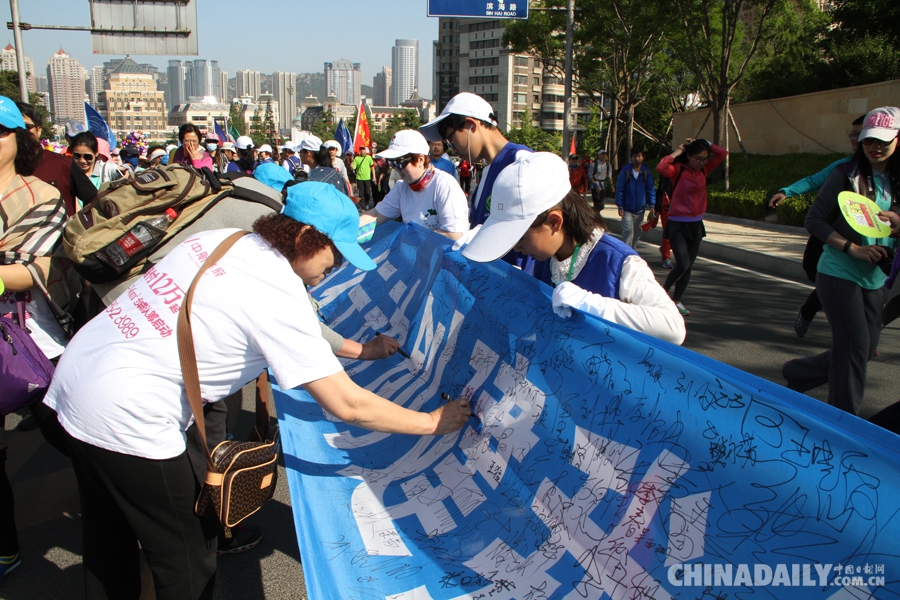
[
  {"xmin": 451, "ymin": 225, "xmax": 482, "ymax": 251},
  {"xmin": 551, "ymin": 281, "xmax": 610, "ymax": 319}
]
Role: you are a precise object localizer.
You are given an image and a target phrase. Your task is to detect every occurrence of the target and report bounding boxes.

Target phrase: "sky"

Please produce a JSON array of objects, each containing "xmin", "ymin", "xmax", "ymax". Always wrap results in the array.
[{"xmin": 3, "ymin": 0, "xmax": 437, "ymax": 97}]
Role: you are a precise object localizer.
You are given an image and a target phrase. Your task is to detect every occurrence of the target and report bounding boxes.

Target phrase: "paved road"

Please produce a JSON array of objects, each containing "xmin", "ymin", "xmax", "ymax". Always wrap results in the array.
[{"xmin": 2, "ymin": 237, "xmax": 897, "ymax": 600}]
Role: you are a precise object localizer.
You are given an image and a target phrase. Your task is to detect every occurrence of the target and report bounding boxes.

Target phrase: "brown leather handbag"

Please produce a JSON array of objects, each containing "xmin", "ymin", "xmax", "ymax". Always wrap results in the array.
[{"xmin": 177, "ymin": 230, "xmax": 280, "ymax": 538}]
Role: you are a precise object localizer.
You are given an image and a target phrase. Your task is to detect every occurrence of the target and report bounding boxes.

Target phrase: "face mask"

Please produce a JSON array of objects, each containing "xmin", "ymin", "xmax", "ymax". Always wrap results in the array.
[{"xmin": 206, "ymin": 143, "xmax": 218, "ymax": 152}]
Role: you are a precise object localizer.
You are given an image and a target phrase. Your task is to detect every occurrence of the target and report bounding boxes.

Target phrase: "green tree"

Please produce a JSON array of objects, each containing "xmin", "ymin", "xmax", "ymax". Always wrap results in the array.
[
  {"xmin": 579, "ymin": 105, "xmax": 605, "ymax": 158},
  {"xmin": 248, "ymin": 105, "xmax": 266, "ymax": 147},
  {"xmin": 507, "ymin": 108, "xmax": 563, "ymax": 153},
  {"xmin": 263, "ymin": 100, "xmax": 277, "ymax": 146},
  {"xmin": 667, "ymin": 0, "xmax": 787, "ymax": 148},
  {"xmin": 372, "ymin": 109, "xmax": 422, "ymax": 149},
  {"xmin": 311, "ymin": 109, "xmax": 335, "ymax": 140},
  {"xmin": 228, "ymin": 102, "xmax": 246, "ymax": 136},
  {"xmin": 0, "ymin": 71, "xmax": 52, "ymax": 139}
]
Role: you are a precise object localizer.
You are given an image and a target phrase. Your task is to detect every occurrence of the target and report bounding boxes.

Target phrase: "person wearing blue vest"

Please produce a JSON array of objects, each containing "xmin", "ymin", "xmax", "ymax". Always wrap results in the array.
[
  {"xmin": 461, "ymin": 152, "xmax": 686, "ymax": 345},
  {"xmin": 615, "ymin": 147, "xmax": 656, "ymax": 249}
]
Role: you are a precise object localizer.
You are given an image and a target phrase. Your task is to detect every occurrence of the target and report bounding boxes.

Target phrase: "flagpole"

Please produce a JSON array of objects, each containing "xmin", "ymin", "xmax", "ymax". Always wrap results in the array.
[{"xmin": 352, "ymin": 103, "xmax": 362, "ymax": 153}]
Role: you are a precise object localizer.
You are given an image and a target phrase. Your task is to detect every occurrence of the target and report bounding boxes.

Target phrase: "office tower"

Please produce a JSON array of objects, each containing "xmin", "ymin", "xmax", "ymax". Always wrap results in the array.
[
  {"xmin": 324, "ymin": 59, "xmax": 361, "ymax": 106},
  {"xmin": 235, "ymin": 70, "xmax": 261, "ymax": 100},
  {"xmin": 46, "ymin": 48, "xmax": 85, "ymax": 124},
  {"xmin": 186, "ymin": 59, "xmax": 220, "ymax": 99},
  {"xmin": 391, "ymin": 39, "xmax": 419, "ymax": 106},
  {"xmin": 166, "ymin": 59, "xmax": 187, "ymax": 109},
  {"xmin": 89, "ymin": 65, "xmax": 104, "ymax": 106},
  {"xmin": 102, "ymin": 56, "xmax": 167, "ymax": 139},
  {"xmin": 0, "ymin": 44, "xmax": 35, "ymax": 93},
  {"xmin": 272, "ymin": 71, "xmax": 297, "ymax": 135},
  {"xmin": 373, "ymin": 67, "xmax": 391, "ymax": 106},
  {"xmin": 434, "ymin": 18, "xmax": 461, "ymax": 112},
  {"xmin": 219, "ymin": 70, "xmax": 228, "ymax": 103}
]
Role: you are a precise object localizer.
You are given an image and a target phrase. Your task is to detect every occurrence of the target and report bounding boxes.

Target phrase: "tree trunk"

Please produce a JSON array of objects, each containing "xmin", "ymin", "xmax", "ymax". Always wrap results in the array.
[{"xmin": 609, "ymin": 98, "xmax": 619, "ymax": 171}]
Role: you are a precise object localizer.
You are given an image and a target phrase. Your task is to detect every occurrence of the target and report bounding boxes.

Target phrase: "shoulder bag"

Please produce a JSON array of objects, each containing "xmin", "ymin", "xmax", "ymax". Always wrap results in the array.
[{"xmin": 177, "ymin": 230, "xmax": 280, "ymax": 538}]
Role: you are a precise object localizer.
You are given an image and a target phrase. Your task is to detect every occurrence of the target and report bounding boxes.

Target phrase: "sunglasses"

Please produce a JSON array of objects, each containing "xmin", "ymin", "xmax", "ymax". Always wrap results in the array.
[
  {"xmin": 861, "ymin": 137, "xmax": 897, "ymax": 147},
  {"xmin": 72, "ymin": 152, "xmax": 95, "ymax": 162},
  {"xmin": 388, "ymin": 156, "xmax": 415, "ymax": 170}
]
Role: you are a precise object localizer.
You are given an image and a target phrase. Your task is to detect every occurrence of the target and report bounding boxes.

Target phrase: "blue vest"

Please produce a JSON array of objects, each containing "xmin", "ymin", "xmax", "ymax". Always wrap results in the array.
[
  {"xmin": 533, "ymin": 234, "xmax": 638, "ymax": 299},
  {"xmin": 470, "ymin": 142, "xmax": 532, "ymax": 227}
]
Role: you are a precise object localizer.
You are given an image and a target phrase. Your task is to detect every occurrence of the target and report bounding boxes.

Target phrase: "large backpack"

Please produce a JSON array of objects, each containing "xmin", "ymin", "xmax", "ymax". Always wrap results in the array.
[{"xmin": 64, "ymin": 164, "xmax": 280, "ymax": 284}]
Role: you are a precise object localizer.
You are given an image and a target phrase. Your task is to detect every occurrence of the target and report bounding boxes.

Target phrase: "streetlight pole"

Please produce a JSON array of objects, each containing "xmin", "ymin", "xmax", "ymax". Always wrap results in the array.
[
  {"xmin": 9, "ymin": 0, "xmax": 28, "ymax": 102},
  {"xmin": 562, "ymin": 0, "xmax": 575, "ymax": 156}
]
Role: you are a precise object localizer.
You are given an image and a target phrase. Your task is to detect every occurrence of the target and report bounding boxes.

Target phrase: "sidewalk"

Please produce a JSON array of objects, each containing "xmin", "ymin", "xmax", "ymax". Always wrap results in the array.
[{"xmin": 603, "ymin": 208, "xmax": 810, "ymax": 283}]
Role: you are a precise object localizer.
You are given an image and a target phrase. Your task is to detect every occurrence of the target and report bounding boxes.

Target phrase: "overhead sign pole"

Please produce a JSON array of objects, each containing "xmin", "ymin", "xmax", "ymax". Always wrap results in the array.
[{"xmin": 8, "ymin": 0, "xmax": 28, "ymax": 101}]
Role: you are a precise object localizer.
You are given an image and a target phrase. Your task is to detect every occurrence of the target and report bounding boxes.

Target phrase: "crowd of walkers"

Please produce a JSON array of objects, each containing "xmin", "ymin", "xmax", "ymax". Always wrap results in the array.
[{"xmin": 1, "ymin": 90, "xmax": 898, "ymax": 598}]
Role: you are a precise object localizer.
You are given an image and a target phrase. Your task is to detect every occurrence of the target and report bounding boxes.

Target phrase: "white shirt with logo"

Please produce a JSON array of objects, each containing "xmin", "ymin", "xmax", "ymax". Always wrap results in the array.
[
  {"xmin": 45, "ymin": 229, "xmax": 342, "ymax": 459},
  {"xmin": 375, "ymin": 169, "xmax": 469, "ymax": 233}
]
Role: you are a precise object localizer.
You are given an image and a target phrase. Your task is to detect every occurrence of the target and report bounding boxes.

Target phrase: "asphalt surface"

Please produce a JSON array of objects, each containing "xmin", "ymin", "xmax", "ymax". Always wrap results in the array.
[{"xmin": 2, "ymin": 221, "xmax": 898, "ymax": 599}]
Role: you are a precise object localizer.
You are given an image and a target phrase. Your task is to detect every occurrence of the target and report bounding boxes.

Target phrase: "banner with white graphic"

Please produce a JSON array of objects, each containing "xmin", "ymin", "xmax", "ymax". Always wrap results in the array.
[{"xmin": 272, "ymin": 222, "xmax": 900, "ymax": 599}]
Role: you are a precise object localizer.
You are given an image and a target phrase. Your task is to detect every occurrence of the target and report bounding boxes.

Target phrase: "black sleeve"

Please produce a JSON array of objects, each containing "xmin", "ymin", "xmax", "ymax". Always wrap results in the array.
[
  {"xmin": 805, "ymin": 167, "xmax": 849, "ymax": 243},
  {"xmin": 70, "ymin": 160, "xmax": 98, "ymax": 204}
]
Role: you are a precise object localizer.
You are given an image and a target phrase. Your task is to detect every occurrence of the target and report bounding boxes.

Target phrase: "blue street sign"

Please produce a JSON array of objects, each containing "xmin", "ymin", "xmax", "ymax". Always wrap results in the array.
[{"xmin": 427, "ymin": 0, "xmax": 529, "ymax": 19}]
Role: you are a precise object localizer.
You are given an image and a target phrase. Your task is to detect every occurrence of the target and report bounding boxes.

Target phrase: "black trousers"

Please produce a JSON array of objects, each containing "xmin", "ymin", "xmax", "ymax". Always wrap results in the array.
[
  {"xmin": 0, "ymin": 424, "xmax": 16, "ymax": 557},
  {"xmin": 68, "ymin": 435, "xmax": 218, "ymax": 600},
  {"xmin": 782, "ymin": 272, "xmax": 883, "ymax": 415},
  {"xmin": 799, "ymin": 288, "xmax": 823, "ymax": 322},
  {"xmin": 356, "ymin": 179, "xmax": 373, "ymax": 207},
  {"xmin": 663, "ymin": 220, "xmax": 706, "ymax": 302},
  {"xmin": 591, "ymin": 184, "xmax": 607, "ymax": 211}
]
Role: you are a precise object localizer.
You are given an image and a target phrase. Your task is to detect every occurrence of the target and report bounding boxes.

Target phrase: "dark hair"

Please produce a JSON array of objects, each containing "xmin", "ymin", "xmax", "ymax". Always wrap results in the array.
[
  {"xmin": 236, "ymin": 147, "xmax": 257, "ymax": 172},
  {"xmin": 438, "ymin": 113, "xmax": 497, "ymax": 139},
  {"xmin": 13, "ymin": 127, "xmax": 41, "ymax": 176},
  {"xmin": 70, "ymin": 131, "xmax": 99, "ymax": 154},
  {"xmin": 178, "ymin": 124, "xmax": 203, "ymax": 143},
  {"xmin": 675, "ymin": 139, "xmax": 711, "ymax": 165},
  {"xmin": 252, "ymin": 213, "xmax": 333, "ymax": 262},
  {"xmin": 301, "ymin": 146, "xmax": 333, "ymax": 169},
  {"xmin": 530, "ymin": 189, "xmax": 606, "ymax": 244},
  {"xmin": 15, "ymin": 101, "xmax": 42, "ymax": 129},
  {"xmin": 852, "ymin": 138, "xmax": 900, "ymax": 206},
  {"xmin": 630, "ymin": 147, "xmax": 644, "ymax": 156},
  {"xmin": 852, "ymin": 115, "xmax": 866, "ymax": 126}
]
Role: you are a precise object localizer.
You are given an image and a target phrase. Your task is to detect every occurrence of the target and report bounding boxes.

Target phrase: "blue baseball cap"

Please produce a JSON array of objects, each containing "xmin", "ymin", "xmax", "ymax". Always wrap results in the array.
[
  {"xmin": 254, "ymin": 162, "xmax": 292, "ymax": 192},
  {"xmin": 0, "ymin": 96, "xmax": 25, "ymax": 130},
  {"xmin": 282, "ymin": 182, "xmax": 377, "ymax": 271}
]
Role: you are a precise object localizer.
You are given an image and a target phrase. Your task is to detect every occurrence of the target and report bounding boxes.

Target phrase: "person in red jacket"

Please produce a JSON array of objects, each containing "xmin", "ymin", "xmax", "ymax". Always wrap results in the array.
[
  {"xmin": 655, "ymin": 138, "xmax": 727, "ymax": 317},
  {"xmin": 567, "ymin": 153, "xmax": 587, "ymax": 194}
]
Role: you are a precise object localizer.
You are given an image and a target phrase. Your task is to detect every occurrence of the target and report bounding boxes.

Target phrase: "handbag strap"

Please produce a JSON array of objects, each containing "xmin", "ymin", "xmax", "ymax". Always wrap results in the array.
[
  {"xmin": 176, "ymin": 230, "xmax": 271, "ymax": 470},
  {"xmin": 15, "ymin": 293, "xmax": 27, "ymax": 331}
]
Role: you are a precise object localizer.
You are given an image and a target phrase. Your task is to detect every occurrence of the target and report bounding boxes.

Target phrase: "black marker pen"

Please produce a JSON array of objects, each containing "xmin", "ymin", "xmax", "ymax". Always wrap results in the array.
[{"xmin": 376, "ymin": 332, "xmax": 410, "ymax": 359}]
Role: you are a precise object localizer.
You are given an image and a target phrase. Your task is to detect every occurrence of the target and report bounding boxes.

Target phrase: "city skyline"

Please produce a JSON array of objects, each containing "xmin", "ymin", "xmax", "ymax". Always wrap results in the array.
[{"xmin": 2, "ymin": 0, "xmax": 436, "ymax": 99}]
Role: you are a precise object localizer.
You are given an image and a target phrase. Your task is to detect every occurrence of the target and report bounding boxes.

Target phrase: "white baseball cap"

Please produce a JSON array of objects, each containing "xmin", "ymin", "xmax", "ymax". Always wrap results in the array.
[
  {"xmin": 235, "ymin": 135, "xmax": 254, "ymax": 150},
  {"xmin": 297, "ymin": 136, "xmax": 323, "ymax": 152},
  {"xmin": 221, "ymin": 141, "xmax": 235, "ymax": 151},
  {"xmin": 282, "ymin": 141, "xmax": 296, "ymax": 152},
  {"xmin": 323, "ymin": 140, "xmax": 342, "ymax": 151},
  {"xmin": 376, "ymin": 129, "xmax": 430, "ymax": 159},
  {"xmin": 419, "ymin": 92, "xmax": 498, "ymax": 142},
  {"xmin": 463, "ymin": 152, "xmax": 571, "ymax": 263},
  {"xmin": 258, "ymin": 143, "xmax": 273, "ymax": 153},
  {"xmin": 860, "ymin": 107, "xmax": 900, "ymax": 143},
  {"xmin": 147, "ymin": 148, "xmax": 167, "ymax": 161}
]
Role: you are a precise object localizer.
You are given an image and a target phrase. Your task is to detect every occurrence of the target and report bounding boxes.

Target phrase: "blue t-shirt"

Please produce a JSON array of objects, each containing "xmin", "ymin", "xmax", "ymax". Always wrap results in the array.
[{"xmin": 432, "ymin": 156, "xmax": 458, "ymax": 181}]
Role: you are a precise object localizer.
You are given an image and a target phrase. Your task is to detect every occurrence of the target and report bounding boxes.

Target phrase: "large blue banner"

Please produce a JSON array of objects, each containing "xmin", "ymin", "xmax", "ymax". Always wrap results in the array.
[{"xmin": 272, "ymin": 222, "xmax": 900, "ymax": 599}]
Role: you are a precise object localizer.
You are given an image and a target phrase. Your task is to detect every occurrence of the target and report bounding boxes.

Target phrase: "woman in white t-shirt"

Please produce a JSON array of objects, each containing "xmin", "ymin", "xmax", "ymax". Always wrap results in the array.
[
  {"xmin": 360, "ymin": 130, "xmax": 469, "ymax": 240},
  {"xmin": 44, "ymin": 182, "xmax": 472, "ymax": 599}
]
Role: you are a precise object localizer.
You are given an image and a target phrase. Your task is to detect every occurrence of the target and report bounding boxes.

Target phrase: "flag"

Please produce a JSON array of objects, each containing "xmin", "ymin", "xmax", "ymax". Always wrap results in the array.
[
  {"xmin": 569, "ymin": 133, "xmax": 576, "ymax": 156},
  {"xmin": 228, "ymin": 123, "xmax": 241, "ymax": 142},
  {"xmin": 352, "ymin": 103, "xmax": 372, "ymax": 154},
  {"xmin": 273, "ymin": 221, "xmax": 900, "ymax": 599},
  {"xmin": 85, "ymin": 102, "xmax": 116, "ymax": 149},
  {"xmin": 214, "ymin": 119, "xmax": 232, "ymax": 143},
  {"xmin": 335, "ymin": 118, "xmax": 353, "ymax": 156}
]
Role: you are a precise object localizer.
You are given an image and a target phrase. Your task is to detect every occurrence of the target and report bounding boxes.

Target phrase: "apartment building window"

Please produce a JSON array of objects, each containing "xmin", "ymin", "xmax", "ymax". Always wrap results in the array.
[
  {"xmin": 470, "ymin": 57, "xmax": 500, "ymax": 67},
  {"xmin": 514, "ymin": 57, "xmax": 529, "ymax": 67},
  {"xmin": 482, "ymin": 93, "xmax": 499, "ymax": 101},
  {"xmin": 513, "ymin": 93, "xmax": 527, "ymax": 104},
  {"xmin": 470, "ymin": 75, "xmax": 499, "ymax": 85},
  {"xmin": 514, "ymin": 75, "xmax": 528, "ymax": 85},
  {"xmin": 534, "ymin": 77, "xmax": 541, "ymax": 85},
  {"xmin": 471, "ymin": 38, "xmax": 500, "ymax": 50}
]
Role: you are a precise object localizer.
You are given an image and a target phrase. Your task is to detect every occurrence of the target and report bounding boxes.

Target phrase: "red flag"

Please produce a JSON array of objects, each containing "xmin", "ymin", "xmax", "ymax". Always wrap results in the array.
[
  {"xmin": 568, "ymin": 135, "xmax": 576, "ymax": 156},
  {"xmin": 353, "ymin": 103, "xmax": 372, "ymax": 154}
]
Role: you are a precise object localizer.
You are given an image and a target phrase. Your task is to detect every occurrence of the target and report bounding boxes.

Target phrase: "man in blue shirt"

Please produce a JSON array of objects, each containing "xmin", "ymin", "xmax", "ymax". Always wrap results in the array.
[
  {"xmin": 428, "ymin": 140, "xmax": 459, "ymax": 182},
  {"xmin": 615, "ymin": 147, "xmax": 656, "ymax": 249}
]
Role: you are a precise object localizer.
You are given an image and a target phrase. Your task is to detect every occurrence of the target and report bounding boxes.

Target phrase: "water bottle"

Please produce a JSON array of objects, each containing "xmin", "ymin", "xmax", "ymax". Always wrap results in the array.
[{"xmin": 101, "ymin": 208, "xmax": 177, "ymax": 267}]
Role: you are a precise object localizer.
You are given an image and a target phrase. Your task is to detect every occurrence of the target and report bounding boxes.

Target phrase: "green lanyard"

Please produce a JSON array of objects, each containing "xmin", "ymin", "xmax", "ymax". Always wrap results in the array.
[{"xmin": 566, "ymin": 244, "xmax": 582, "ymax": 282}]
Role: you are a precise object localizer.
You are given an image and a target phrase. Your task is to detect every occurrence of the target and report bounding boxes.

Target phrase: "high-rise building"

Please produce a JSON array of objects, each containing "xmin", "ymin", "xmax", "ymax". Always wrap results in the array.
[
  {"xmin": 373, "ymin": 67, "xmax": 392, "ymax": 107},
  {"xmin": 219, "ymin": 70, "xmax": 228, "ymax": 103},
  {"xmin": 272, "ymin": 71, "xmax": 296, "ymax": 135},
  {"xmin": 166, "ymin": 60, "xmax": 187, "ymax": 110},
  {"xmin": 324, "ymin": 60, "xmax": 361, "ymax": 106},
  {"xmin": 235, "ymin": 70, "xmax": 261, "ymax": 100},
  {"xmin": 89, "ymin": 65, "xmax": 104, "ymax": 106},
  {"xmin": 0, "ymin": 44, "xmax": 35, "ymax": 93},
  {"xmin": 101, "ymin": 56, "xmax": 167, "ymax": 140},
  {"xmin": 34, "ymin": 75, "xmax": 48, "ymax": 94},
  {"xmin": 434, "ymin": 19, "xmax": 461, "ymax": 112},
  {"xmin": 186, "ymin": 59, "xmax": 220, "ymax": 100},
  {"xmin": 391, "ymin": 39, "xmax": 419, "ymax": 106},
  {"xmin": 46, "ymin": 48, "xmax": 85, "ymax": 125}
]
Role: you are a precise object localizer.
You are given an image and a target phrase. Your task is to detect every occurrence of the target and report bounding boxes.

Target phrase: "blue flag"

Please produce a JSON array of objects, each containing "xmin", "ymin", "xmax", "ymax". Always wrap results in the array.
[
  {"xmin": 335, "ymin": 118, "xmax": 353, "ymax": 156},
  {"xmin": 214, "ymin": 119, "xmax": 232, "ymax": 143},
  {"xmin": 272, "ymin": 222, "xmax": 900, "ymax": 599},
  {"xmin": 84, "ymin": 102, "xmax": 116, "ymax": 150}
]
